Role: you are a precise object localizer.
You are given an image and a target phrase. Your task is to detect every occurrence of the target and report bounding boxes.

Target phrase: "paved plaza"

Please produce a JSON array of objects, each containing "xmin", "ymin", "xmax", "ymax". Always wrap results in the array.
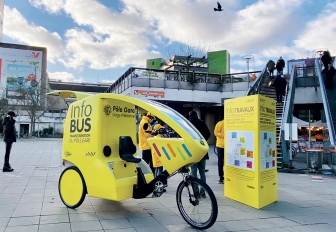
[{"xmin": 1, "ymin": 139, "xmax": 336, "ymax": 232}]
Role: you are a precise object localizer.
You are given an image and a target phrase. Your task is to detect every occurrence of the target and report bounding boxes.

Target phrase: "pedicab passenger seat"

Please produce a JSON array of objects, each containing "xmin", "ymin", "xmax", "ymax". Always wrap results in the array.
[{"xmin": 119, "ymin": 136, "xmax": 141, "ymax": 163}]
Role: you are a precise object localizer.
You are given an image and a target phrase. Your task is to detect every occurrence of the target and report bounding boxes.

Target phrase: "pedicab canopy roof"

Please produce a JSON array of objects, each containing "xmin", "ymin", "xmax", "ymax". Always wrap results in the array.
[
  {"xmin": 47, "ymin": 90, "xmax": 207, "ymax": 142},
  {"xmin": 47, "ymin": 91, "xmax": 91, "ymax": 100}
]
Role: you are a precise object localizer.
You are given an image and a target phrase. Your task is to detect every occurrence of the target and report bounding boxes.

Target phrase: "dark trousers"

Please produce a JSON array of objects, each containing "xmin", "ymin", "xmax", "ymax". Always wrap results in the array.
[
  {"xmin": 4, "ymin": 142, "xmax": 13, "ymax": 166},
  {"xmin": 142, "ymin": 149, "xmax": 154, "ymax": 173},
  {"xmin": 275, "ymin": 89, "xmax": 282, "ymax": 103},
  {"xmin": 217, "ymin": 147, "xmax": 224, "ymax": 180}
]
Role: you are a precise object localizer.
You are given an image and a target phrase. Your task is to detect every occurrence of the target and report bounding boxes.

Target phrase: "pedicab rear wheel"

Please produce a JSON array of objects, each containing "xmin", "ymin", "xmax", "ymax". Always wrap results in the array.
[
  {"xmin": 59, "ymin": 166, "xmax": 87, "ymax": 209},
  {"xmin": 176, "ymin": 176, "xmax": 218, "ymax": 229}
]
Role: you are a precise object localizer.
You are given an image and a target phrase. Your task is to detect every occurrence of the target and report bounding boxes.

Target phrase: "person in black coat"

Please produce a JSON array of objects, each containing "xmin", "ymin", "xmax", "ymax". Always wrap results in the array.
[
  {"xmin": 273, "ymin": 75, "xmax": 287, "ymax": 104},
  {"xmin": 267, "ymin": 60, "xmax": 276, "ymax": 77},
  {"xmin": 323, "ymin": 65, "xmax": 336, "ymax": 90},
  {"xmin": 321, "ymin": 51, "xmax": 332, "ymax": 70},
  {"xmin": 276, "ymin": 56, "xmax": 285, "ymax": 76},
  {"xmin": 188, "ymin": 111, "xmax": 211, "ymax": 197},
  {"xmin": 2, "ymin": 111, "xmax": 17, "ymax": 172}
]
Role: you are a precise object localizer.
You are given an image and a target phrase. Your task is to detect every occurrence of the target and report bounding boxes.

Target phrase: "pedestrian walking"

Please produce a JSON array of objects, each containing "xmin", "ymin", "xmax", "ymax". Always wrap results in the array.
[
  {"xmin": 267, "ymin": 60, "xmax": 276, "ymax": 77},
  {"xmin": 214, "ymin": 118, "xmax": 224, "ymax": 184},
  {"xmin": 276, "ymin": 56, "xmax": 285, "ymax": 76},
  {"xmin": 2, "ymin": 111, "xmax": 17, "ymax": 172},
  {"xmin": 321, "ymin": 51, "xmax": 332, "ymax": 70},
  {"xmin": 273, "ymin": 75, "xmax": 287, "ymax": 104},
  {"xmin": 188, "ymin": 110, "xmax": 211, "ymax": 198},
  {"xmin": 323, "ymin": 64, "xmax": 336, "ymax": 90}
]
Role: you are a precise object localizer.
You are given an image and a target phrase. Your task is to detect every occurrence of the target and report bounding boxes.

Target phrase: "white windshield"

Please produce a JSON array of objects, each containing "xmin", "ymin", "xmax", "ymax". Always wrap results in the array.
[{"xmin": 144, "ymin": 100, "xmax": 203, "ymax": 139}]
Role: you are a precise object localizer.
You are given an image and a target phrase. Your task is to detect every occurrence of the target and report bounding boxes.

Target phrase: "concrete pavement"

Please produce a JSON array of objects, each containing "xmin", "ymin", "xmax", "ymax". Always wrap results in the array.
[{"xmin": 1, "ymin": 139, "xmax": 336, "ymax": 232}]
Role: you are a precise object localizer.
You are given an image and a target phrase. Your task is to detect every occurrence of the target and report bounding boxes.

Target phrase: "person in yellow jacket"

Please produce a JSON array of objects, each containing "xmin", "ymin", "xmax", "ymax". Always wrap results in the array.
[
  {"xmin": 138, "ymin": 112, "xmax": 155, "ymax": 173},
  {"xmin": 214, "ymin": 118, "xmax": 224, "ymax": 184},
  {"xmin": 152, "ymin": 123, "xmax": 166, "ymax": 177},
  {"xmin": 151, "ymin": 123, "xmax": 168, "ymax": 189}
]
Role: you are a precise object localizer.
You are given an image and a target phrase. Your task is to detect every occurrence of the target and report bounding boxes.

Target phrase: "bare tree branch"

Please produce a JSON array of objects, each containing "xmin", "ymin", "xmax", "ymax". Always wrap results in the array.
[
  {"xmin": 12, "ymin": 82, "xmax": 58, "ymax": 134},
  {"xmin": 0, "ymin": 85, "xmax": 12, "ymax": 134}
]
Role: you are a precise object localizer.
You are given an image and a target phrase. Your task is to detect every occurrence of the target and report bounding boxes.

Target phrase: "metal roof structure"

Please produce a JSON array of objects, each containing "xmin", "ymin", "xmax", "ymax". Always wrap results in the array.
[{"xmin": 48, "ymin": 80, "xmax": 110, "ymax": 93}]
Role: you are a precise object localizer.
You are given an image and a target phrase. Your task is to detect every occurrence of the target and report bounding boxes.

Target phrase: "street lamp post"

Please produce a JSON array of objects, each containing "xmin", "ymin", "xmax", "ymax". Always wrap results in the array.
[
  {"xmin": 313, "ymin": 48, "xmax": 328, "ymax": 77},
  {"xmin": 242, "ymin": 55, "xmax": 255, "ymax": 83},
  {"xmin": 313, "ymin": 48, "xmax": 328, "ymax": 58}
]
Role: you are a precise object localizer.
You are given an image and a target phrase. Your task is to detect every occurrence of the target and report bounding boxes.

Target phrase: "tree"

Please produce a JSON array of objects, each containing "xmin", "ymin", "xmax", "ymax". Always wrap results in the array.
[
  {"xmin": 163, "ymin": 40, "xmax": 217, "ymax": 84},
  {"xmin": 14, "ymin": 83, "xmax": 58, "ymax": 135},
  {"xmin": 0, "ymin": 86, "xmax": 11, "ymax": 134},
  {"xmin": 164, "ymin": 41, "xmax": 209, "ymax": 70}
]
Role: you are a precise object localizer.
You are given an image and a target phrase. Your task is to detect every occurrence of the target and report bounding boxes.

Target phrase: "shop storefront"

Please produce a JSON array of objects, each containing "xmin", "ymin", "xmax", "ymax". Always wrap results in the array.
[
  {"xmin": 296, "ymin": 120, "xmax": 329, "ymax": 152},
  {"xmin": 292, "ymin": 105, "xmax": 332, "ymax": 151}
]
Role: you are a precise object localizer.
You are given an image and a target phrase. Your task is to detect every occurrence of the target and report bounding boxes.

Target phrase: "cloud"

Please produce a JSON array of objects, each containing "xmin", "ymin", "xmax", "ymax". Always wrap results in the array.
[
  {"xmin": 98, "ymin": 79, "xmax": 115, "ymax": 84},
  {"xmin": 218, "ymin": 0, "xmax": 303, "ymax": 54},
  {"xmin": 230, "ymin": 68, "xmax": 244, "ymax": 73},
  {"xmin": 3, "ymin": 6, "xmax": 64, "ymax": 63},
  {"xmin": 293, "ymin": 2, "xmax": 336, "ymax": 55},
  {"xmin": 13, "ymin": 0, "xmax": 163, "ymax": 70},
  {"xmin": 25, "ymin": 0, "xmax": 307, "ymax": 72},
  {"xmin": 28, "ymin": 0, "xmax": 65, "ymax": 14},
  {"xmin": 254, "ymin": 2, "xmax": 336, "ymax": 69},
  {"xmin": 59, "ymin": 28, "xmax": 160, "ymax": 69},
  {"xmin": 32, "ymin": 0, "xmax": 161, "ymax": 70},
  {"xmin": 121, "ymin": 0, "xmax": 303, "ymax": 55},
  {"xmin": 10, "ymin": 0, "xmax": 335, "ymax": 76},
  {"xmin": 48, "ymin": 71, "xmax": 82, "ymax": 82},
  {"xmin": 56, "ymin": 0, "xmax": 162, "ymax": 69},
  {"xmin": 48, "ymin": 71, "xmax": 74, "ymax": 82}
]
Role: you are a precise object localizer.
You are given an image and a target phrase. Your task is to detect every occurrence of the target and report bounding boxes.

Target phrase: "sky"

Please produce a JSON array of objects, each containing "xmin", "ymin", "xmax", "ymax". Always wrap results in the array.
[{"xmin": 2, "ymin": 0, "xmax": 336, "ymax": 84}]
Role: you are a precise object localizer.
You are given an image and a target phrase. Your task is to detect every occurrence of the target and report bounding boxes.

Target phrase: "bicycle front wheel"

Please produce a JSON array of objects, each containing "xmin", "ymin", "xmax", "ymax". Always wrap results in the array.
[{"xmin": 176, "ymin": 176, "xmax": 218, "ymax": 229}]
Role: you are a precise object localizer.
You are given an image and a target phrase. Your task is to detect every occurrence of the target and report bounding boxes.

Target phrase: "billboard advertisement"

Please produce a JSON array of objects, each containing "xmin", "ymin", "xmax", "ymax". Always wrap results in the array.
[{"xmin": 0, "ymin": 44, "xmax": 46, "ymax": 102}]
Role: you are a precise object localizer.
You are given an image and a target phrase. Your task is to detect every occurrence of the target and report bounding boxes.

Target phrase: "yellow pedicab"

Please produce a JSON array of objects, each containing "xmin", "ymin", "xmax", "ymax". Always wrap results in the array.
[{"xmin": 48, "ymin": 91, "xmax": 218, "ymax": 230}]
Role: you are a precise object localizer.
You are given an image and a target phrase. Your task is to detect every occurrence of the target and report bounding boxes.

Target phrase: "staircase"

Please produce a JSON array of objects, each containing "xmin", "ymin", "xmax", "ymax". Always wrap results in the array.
[
  {"xmin": 316, "ymin": 58, "xmax": 336, "ymax": 148},
  {"xmin": 325, "ymin": 74, "xmax": 336, "ymax": 137},
  {"xmin": 259, "ymin": 74, "xmax": 290, "ymax": 167}
]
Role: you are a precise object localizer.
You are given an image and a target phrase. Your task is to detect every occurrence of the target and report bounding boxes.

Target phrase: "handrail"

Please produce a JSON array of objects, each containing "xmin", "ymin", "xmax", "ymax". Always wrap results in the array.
[
  {"xmin": 278, "ymin": 84, "xmax": 289, "ymax": 144},
  {"xmin": 106, "ymin": 67, "xmax": 261, "ymax": 93},
  {"xmin": 279, "ymin": 66, "xmax": 296, "ymax": 166},
  {"xmin": 282, "ymin": 65, "xmax": 296, "ymax": 129},
  {"xmin": 107, "ymin": 67, "xmax": 261, "ymax": 92},
  {"xmin": 246, "ymin": 65, "xmax": 267, "ymax": 95},
  {"xmin": 315, "ymin": 58, "xmax": 336, "ymax": 146}
]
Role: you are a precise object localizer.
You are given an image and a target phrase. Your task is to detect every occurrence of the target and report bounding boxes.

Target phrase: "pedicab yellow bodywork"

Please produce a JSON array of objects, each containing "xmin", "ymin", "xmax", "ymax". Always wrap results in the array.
[{"xmin": 49, "ymin": 91, "xmax": 209, "ymax": 204}]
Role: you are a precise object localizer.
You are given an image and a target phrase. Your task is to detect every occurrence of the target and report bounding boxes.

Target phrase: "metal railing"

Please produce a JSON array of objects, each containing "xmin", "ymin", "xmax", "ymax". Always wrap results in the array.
[
  {"xmin": 246, "ymin": 65, "xmax": 267, "ymax": 95},
  {"xmin": 294, "ymin": 66, "xmax": 319, "ymax": 88},
  {"xmin": 278, "ymin": 84, "xmax": 289, "ymax": 144},
  {"xmin": 105, "ymin": 67, "xmax": 261, "ymax": 94},
  {"xmin": 315, "ymin": 58, "xmax": 336, "ymax": 147},
  {"xmin": 280, "ymin": 65, "xmax": 297, "ymax": 165}
]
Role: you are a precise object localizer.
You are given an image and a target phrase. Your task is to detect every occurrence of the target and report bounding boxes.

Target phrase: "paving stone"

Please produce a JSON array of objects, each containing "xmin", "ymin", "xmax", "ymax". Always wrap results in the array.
[
  {"xmin": 71, "ymin": 220, "xmax": 103, "ymax": 232},
  {"xmin": 7, "ymin": 216, "xmax": 40, "ymax": 227},
  {"xmin": 38, "ymin": 223, "xmax": 71, "ymax": 232},
  {"xmin": 1, "ymin": 140, "xmax": 336, "ymax": 232}
]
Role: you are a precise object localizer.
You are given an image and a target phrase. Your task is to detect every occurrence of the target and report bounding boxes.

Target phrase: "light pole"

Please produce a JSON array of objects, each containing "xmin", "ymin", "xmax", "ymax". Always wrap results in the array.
[
  {"xmin": 242, "ymin": 55, "xmax": 254, "ymax": 83},
  {"xmin": 313, "ymin": 48, "xmax": 328, "ymax": 58},
  {"xmin": 313, "ymin": 48, "xmax": 328, "ymax": 77}
]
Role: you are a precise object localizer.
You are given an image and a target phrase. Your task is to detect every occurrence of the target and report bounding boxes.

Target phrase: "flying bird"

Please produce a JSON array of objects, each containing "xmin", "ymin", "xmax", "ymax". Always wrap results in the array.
[{"xmin": 214, "ymin": 2, "xmax": 223, "ymax": 11}]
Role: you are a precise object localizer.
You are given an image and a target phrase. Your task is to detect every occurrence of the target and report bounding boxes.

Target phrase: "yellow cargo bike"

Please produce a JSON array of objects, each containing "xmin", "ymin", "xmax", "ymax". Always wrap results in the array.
[{"xmin": 49, "ymin": 91, "xmax": 218, "ymax": 230}]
